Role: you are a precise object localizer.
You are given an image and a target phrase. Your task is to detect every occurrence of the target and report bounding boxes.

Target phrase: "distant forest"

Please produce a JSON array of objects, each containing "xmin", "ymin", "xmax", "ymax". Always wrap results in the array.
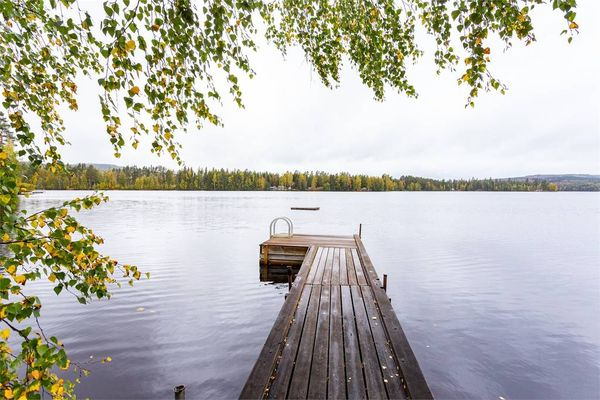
[{"xmin": 20, "ymin": 164, "xmax": 594, "ymax": 192}]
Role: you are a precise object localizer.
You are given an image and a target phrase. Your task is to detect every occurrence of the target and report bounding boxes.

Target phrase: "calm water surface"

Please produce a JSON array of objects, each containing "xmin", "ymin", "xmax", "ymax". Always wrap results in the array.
[{"xmin": 21, "ymin": 191, "xmax": 600, "ymax": 399}]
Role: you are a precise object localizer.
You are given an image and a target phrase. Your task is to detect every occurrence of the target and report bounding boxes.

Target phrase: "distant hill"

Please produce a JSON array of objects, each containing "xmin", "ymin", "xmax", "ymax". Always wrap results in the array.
[
  {"xmin": 90, "ymin": 163, "xmax": 121, "ymax": 171},
  {"xmin": 506, "ymin": 174, "xmax": 600, "ymax": 191}
]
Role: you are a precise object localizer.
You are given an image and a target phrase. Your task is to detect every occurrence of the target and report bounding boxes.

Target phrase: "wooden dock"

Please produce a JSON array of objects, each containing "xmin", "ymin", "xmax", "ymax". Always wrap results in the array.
[{"xmin": 242, "ymin": 234, "xmax": 432, "ymax": 399}]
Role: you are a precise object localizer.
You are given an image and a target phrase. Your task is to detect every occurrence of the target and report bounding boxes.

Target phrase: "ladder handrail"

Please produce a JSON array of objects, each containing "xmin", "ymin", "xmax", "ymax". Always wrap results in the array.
[{"xmin": 270, "ymin": 217, "xmax": 293, "ymax": 238}]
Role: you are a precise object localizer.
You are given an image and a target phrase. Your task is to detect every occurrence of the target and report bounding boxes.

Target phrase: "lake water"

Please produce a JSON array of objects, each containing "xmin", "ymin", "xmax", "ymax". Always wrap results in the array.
[{"xmin": 19, "ymin": 191, "xmax": 600, "ymax": 399}]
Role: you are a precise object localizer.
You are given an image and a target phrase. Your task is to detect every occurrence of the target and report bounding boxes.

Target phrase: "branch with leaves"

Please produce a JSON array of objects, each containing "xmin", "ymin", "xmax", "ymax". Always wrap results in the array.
[{"xmin": 0, "ymin": 181, "xmax": 146, "ymax": 399}]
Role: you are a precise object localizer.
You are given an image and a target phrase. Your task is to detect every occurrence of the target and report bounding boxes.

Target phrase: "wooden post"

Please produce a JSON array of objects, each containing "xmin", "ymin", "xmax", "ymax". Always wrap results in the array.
[
  {"xmin": 383, "ymin": 274, "xmax": 388, "ymax": 292},
  {"xmin": 359, "ymin": 223, "xmax": 362, "ymax": 238},
  {"xmin": 174, "ymin": 385, "xmax": 185, "ymax": 399},
  {"xmin": 287, "ymin": 266, "xmax": 293, "ymax": 291},
  {"xmin": 264, "ymin": 245, "xmax": 269, "ymax": 266}
]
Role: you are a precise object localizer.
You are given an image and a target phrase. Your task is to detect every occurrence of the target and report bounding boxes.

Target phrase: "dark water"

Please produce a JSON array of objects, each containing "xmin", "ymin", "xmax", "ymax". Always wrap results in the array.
[{"xmin": 20, "ymin": 191, "xmax": 600, "ymax": 399}]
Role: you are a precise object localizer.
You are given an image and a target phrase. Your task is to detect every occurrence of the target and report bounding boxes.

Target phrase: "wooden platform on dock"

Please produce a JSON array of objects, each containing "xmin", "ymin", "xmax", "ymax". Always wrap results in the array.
[
  {"xmin": 242, "ymin": 234, "xmax": 432, "ymax": 399},
  {"xmin": 259, "ymin": 234, "xmax": 357, "ymax": 267}
]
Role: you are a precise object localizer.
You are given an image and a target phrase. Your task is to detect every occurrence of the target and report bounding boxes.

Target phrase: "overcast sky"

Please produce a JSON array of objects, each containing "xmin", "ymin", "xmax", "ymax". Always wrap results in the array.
[{"xmin": 58, "ymin": 1, "xmax": 599, "ymax": 179}]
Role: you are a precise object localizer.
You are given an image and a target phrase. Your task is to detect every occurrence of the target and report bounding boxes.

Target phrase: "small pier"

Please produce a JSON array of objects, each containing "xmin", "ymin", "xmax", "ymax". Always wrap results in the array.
[{"xmin": 241, "ymin": 229, "xmax": 432, "ymax": 399}]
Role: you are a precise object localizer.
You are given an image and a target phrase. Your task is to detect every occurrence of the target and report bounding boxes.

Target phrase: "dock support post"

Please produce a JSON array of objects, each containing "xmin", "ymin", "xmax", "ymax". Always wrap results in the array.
[
  {"xmin": 287, "ymin": 266, "xmax": 293, "ymax": 291},
  {"xmin": 174, "ymin": 385, "xmax": 185, "ymax": 399},
  {"xmin": 383, "ymin": 274, "xmax": 388, "ymax": 292},
  {"xmin": 359, "ymin": 223, "xmax": 362, "ymax": 238}
]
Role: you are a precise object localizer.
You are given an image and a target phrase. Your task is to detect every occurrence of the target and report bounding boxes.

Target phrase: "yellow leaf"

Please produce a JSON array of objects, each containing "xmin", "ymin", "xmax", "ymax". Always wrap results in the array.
[
  {"xmin": 2, "ymin": 233, "xmax": 9, "ymax": 242},
  {"xmin": 4, "ymin": 388, "xmax": 14, "ymax": 399},
  {"xmin": 61, "ymin": 359, "xmax": 71, "ymax": 370},
  {"xmin": 66, "ymin": 226, "xmax": 75, "ymax": 233},
  {"xmin": 164, "ymin": 132, "xmax": 172, "ymax": 140},
  {"xmin": 15, "ymin": 275, "xmax": 26, "ymax": 284},
  {"xmin": 64, "ymin": 233, "xmax": 71, "ymax": 241},
  {"xmin": 1, "ymin": 328, "xmax": 10, "ymax": 340},
  {"xmin": 0, "ymin": 152, "xmax": 7, "ymax": 160},
  {"xmin": 130, "ymin": 86, "xmax": 140, "ymax": 95},
  {"xmin": 6, "ymin": 265, "xmax": 16, "ymax": 275},
  {"xmin": 126, "ymin": 39, "xmax": 136, "ymax": 51},
  {"xmin": 48, "ymin": 273, "xmax": 57, "ymax": 283},
  {"xmin": 31, "ymin": 370, "xmax": 41, "ymax": 380},
  {"xmin": 569, "ymin": 21, "xmax": 578, "ymax": 29},
  {"xmin": 106, "ymin": 356, "xmax": 112, "ymax": 362}
]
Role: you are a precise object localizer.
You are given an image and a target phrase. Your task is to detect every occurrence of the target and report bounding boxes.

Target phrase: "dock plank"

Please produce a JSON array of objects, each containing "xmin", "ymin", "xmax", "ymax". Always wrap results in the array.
[
  {"xmin": 341, "ymin": 285, "xmax": 366, "ymax": 399},
  {"xmin": 339, "ymin": 248, "xmax": 349, "ymax": 285},
  {"xmin": 306, "ymin": 247, "xmax": 324, "ymax": 284},
  {"xmin": 331, "ymin": 248, "xmax": 341, "ymax": 285},
  {"xmin": 288, "ymin": 285, "xmax": 322, "ymax": 399},
  {"xmin": 307, "ymin": 285, "xmax": 330, "ymax": 399},
  {"xmin": 362, "ymin": 286, "xmax": 407, "ymax": 399},
  {"xmin": 346, "ymin": 248, "xmax": 358, "ymax": 286},
  {"xmin": 261, "ymin": 234, "xmax": 357, "ymax": 250},
  {"xmin": 322, "ymin": 248, "xmax": 333, "ymax": 286},
  {"xmin": 351, "ymin": 285, "xmax": 387, "ymax": 399},
  {"xmin": 328, "ymin": 285, "xmax": 345, "ymax": 399},
  {"xmin": 267, "ymin": 285, "xmax": 313, "ymax": 399},
  {"xmin": 314, "ymin": 247, "xmax": 328, "ymax": 285},
  {"xmin": 351, "ymin": 249, "xmax": 368, "ymax": 286}
]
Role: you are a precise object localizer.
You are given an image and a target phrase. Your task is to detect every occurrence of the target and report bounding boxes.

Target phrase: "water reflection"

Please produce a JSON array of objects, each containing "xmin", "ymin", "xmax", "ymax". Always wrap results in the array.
[{"xmin": 18, "ymin": 191, "xmax": 600, "ymax": 399}]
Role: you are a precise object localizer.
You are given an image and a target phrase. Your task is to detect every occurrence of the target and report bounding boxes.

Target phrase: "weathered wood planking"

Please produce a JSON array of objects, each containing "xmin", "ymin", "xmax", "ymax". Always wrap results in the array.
[
  {"xmin": 307, "ymin": 285, "xmax": 330, "ymax": 399},
  {"xmin": 340, "ymin": 285, "xmax": 366, "ymax": 398},
  {"xmin": 240, "ymin": 247, "xmax": 318, "ymax": 398},
  {"xmin": 328, "ymin": 285, "xmax": 345, "ymax": 399},
  {"xmin": 242, "ymin": 234, "xmax": 433, "ymax": 400}
]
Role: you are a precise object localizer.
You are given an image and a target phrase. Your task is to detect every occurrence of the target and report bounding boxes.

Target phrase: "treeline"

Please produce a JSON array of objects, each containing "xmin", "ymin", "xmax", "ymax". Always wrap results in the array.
[{"xmin": 22, "ymin": 164, "xmax": 562, "ymax": 192}]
